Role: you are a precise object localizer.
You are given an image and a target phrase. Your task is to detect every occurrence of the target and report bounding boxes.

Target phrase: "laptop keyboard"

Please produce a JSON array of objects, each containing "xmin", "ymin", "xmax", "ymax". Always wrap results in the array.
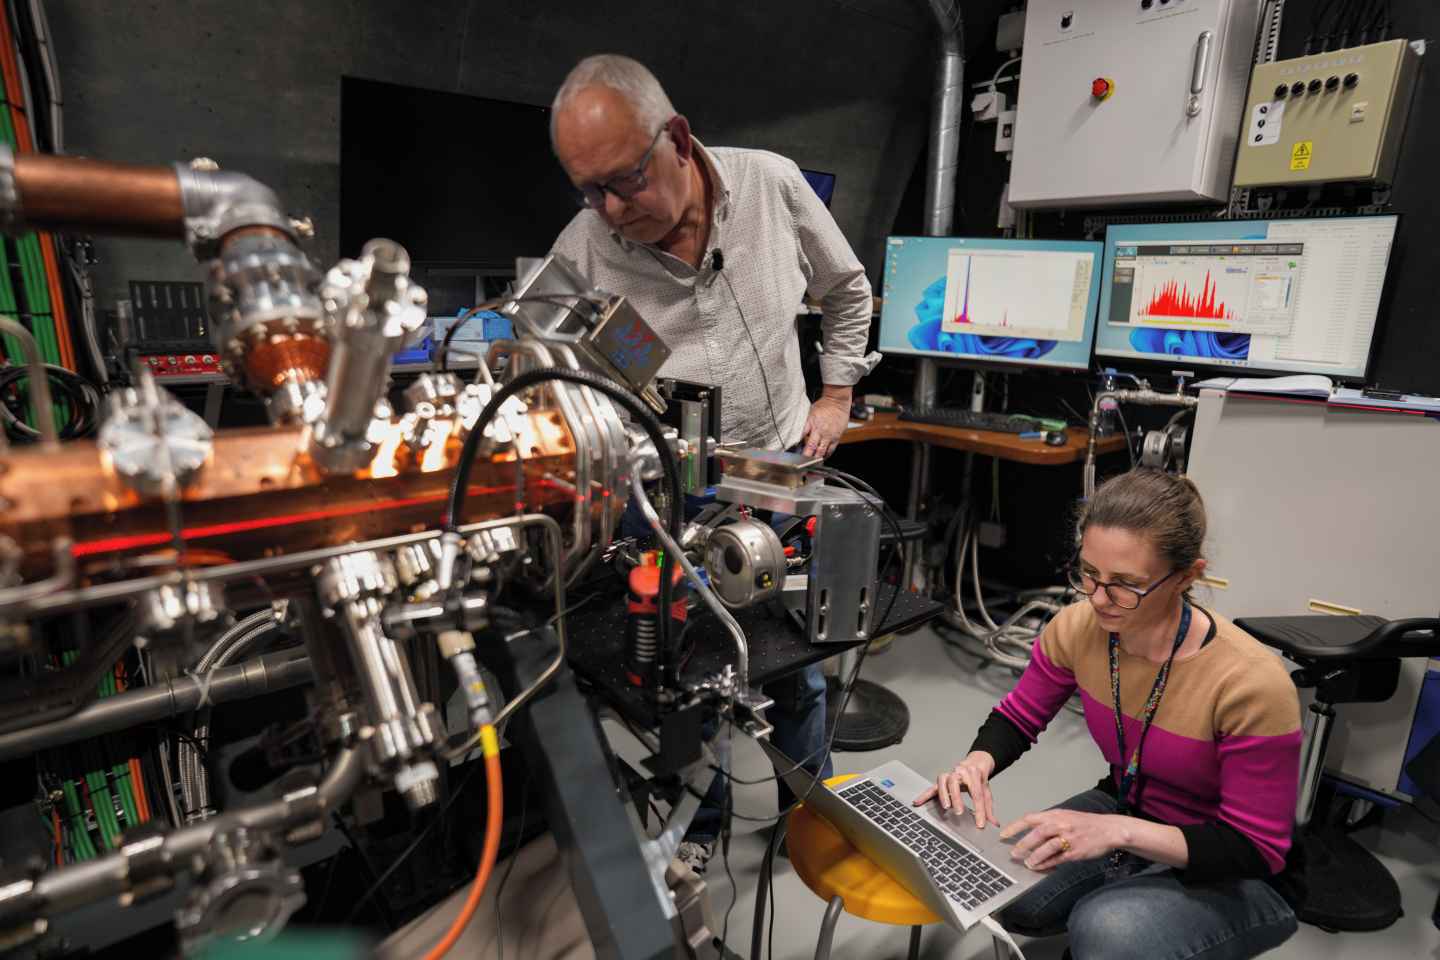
[{"xmin": 837, "ymin": 779, "xmax": 1014, "ymax": 910}]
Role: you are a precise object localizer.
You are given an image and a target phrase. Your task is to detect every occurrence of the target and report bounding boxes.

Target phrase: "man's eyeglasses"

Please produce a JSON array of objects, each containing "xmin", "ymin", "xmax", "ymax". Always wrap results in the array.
[
  {"xmin": 1063, "ymin": 548, "xmax": 1178, "ymax": 610},
  {"xmin": 570, "ymin": 123, "xmax": 671, "ymax": 209}
]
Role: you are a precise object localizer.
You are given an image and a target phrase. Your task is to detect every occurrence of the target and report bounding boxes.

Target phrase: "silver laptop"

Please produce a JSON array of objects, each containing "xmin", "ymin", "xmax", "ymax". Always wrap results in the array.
[{"xmin": 760, "ymin": 740, "xmax": 1048, "ymax": 931}]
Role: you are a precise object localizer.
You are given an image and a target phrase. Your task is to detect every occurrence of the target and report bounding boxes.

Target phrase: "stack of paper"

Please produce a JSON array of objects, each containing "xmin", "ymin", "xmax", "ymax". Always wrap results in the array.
[{"xmin": 1192, "ymin": 375, "xmax": 1334, "ymax": 397}]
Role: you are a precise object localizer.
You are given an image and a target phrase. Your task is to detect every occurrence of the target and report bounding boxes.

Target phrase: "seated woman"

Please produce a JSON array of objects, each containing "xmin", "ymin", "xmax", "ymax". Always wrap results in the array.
[{"xmin": 917, "ymin": 468, "xmax": 1302, "ymax": 960}]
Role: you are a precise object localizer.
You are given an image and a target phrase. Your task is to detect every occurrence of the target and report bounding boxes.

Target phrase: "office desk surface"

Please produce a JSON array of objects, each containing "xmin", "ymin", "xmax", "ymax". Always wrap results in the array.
[{"xmin": 838, "ymin": 412, "xmax": 1128, "ymax": 465}]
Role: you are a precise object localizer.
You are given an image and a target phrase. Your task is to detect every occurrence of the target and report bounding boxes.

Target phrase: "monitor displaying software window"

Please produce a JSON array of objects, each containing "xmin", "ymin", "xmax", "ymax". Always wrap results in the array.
[
  {"xmin": 878, "ymin": 237, "xmax": 1104, "ymax": 371},
  {"xmin": 1095, "ymin": 215, "xmax": 1399, "ymax": 382}
]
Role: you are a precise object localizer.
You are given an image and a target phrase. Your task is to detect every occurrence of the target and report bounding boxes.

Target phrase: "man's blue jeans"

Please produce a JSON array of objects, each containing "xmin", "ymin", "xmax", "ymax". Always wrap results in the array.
[{"xmin": 998, "ymin": 789, "xmax": 1298, "ymax": 960}]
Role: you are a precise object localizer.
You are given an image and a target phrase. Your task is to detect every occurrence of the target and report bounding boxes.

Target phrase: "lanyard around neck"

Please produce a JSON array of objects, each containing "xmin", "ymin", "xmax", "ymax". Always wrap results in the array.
[{"xmin": 1109, "ymin": 601, "xmax": 1191, "ymax": 815}]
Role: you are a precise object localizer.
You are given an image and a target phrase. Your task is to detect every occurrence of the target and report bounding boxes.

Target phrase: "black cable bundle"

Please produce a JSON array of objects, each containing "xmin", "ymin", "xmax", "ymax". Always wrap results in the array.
[
  {"xmin": 443, "ymin": 366, "xmax": 684, "ymax": 682},
  {"xmin": 0, "ymin": 363, "xmax": 99, "ymax": 441}
]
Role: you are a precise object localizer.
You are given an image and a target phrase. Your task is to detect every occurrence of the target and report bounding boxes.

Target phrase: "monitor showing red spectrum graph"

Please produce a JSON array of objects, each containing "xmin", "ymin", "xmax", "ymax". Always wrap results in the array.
[
  {"xmin": 1095, "ymin": 216, "xmax": 1399, "ymax": 382},
  {"xmin": 878, "ymin": 236, "xmax": 1103, "ymax": 371}
]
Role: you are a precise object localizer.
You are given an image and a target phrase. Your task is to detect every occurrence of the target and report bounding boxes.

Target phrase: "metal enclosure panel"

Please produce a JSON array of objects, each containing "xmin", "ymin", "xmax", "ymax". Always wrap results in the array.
[
  {"xmin": 808, "ymin": 496, "xmax": 883, "ymax": 644},
  {"xmin": 1233, "ymin": 40, "xmax": 1422, "ymax": 188},
  {"xmin": 1010, "ymin": 0, "xmax": 1262, "ymax": 208},
  {"xmin": 1186, "ymin": 391, "xmax": 1440, "ymax": 799},
  {"xmin": 522, "ymin": 647, "xmax": 677, "ymax": 960}
]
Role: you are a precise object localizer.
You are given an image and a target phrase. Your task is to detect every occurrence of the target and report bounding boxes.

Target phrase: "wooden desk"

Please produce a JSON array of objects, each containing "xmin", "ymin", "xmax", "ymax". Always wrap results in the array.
[{"xmin": 837, "ymin": 412, "xmax": 1127, "ymax": 465}]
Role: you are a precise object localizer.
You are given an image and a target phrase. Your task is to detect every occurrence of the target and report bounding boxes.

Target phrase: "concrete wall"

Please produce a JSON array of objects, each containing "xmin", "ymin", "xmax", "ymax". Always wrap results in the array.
[{"xmin": 47, "ymin": 0, "xmax": 942, "ymax": 309}]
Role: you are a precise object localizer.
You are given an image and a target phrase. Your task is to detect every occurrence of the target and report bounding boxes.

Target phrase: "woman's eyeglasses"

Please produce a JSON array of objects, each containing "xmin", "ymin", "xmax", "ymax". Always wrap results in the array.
[{"xmin": 1063, "ymin": 548, "xmax": 1178, "ymax": 610}]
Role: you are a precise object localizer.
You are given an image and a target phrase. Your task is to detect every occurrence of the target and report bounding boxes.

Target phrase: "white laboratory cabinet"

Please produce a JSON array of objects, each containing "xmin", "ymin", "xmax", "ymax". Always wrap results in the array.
[{"xmin": 1010, "ymin": 0, "xmax": 1265, "ymax": 208}]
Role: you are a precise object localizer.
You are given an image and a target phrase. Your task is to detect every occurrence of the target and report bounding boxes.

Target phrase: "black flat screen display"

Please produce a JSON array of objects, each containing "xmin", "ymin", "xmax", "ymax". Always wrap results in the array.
[{"xmin": 340, "ymin": 77, "xmax": 581, "ymax": 268}]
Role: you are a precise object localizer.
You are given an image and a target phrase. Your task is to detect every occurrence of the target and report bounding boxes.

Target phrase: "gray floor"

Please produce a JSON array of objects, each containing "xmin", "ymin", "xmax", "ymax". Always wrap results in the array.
[{"xmin": 610, "ymin": 624, "xmax": 1440, "ymax": 960}]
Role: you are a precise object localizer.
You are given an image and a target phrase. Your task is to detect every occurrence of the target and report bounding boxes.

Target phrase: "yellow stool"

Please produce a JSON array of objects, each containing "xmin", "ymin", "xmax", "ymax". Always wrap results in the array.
[{"xmin": 772, "ymin": 774, "xmax": 941, "ymax": 960}]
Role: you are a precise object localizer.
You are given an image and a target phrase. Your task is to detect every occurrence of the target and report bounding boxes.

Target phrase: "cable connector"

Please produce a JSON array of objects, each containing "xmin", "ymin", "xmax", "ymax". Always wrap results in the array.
[{"xmin": 438, "ymin": 631, "xmax": 493, "ymax": 730}]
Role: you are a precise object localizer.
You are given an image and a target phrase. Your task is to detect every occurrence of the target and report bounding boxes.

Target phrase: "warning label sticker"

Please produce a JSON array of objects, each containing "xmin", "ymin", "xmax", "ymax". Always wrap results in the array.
[
  {"xmin": 1290, "ymin": 141, "xmax": 1313, "ymax": 171},
  {"xmin": 1247, "ymin": 100, "xmax": 1284, "ymax": 146}
]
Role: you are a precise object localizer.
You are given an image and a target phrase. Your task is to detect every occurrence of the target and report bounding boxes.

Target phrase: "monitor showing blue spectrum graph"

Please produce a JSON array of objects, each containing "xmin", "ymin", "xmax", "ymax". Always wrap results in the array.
[
  {"xmin": 878, "ymin": 236, "xmax": 1103, "ymax": 371},
  {"xmin": 1095, "ymin": 215, "xmax": 1399, "ymax": 382}
]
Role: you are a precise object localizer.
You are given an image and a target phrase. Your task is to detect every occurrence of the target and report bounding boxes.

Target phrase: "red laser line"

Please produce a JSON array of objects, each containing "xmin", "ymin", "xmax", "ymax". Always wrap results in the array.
[{"xmin": 70, "ymin": 480, "xmax": 566, "ymax": 557}]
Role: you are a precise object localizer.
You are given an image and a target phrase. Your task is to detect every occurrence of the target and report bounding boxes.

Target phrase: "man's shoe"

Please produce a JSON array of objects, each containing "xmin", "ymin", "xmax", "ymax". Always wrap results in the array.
[{"xmin": 676, "ymin": 840, "xmax": 715, "ymax": 873}]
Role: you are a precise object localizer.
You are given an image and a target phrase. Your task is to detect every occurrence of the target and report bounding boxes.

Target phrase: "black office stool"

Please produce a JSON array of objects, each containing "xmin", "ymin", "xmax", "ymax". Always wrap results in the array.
[{"xmin": 1235, "ymin": 614, "xmax": 1440, "ymax": 931}]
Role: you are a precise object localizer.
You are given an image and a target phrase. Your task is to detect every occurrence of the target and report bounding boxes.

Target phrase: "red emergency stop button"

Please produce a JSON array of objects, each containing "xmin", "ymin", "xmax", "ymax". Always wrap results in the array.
[{"xmin": 1092, "ymin": 78, "xmax": 1114, "ymax": 101}]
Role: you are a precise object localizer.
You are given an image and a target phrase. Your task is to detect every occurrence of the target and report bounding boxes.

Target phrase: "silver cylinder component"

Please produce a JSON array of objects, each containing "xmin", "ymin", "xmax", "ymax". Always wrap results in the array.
[
  {"xmin": 917, "ymin": 0, "xmax": 965, "ymax": 238},
  {"xmin": 174, "ymin": 162, "xmax": 298, "ymax": 259},
  {"xmin": 176, "ymin": 827, "xmax": 306, "ymax": 952},
  {"xmin": 0, "ymin": 649, "xmax": 312, "ymax": 762},
  {"xmin": 317, "ymin": 551, "xmax": 439, "ymax": 812},
  {"xmin": 308, "ymin": 239, "xmax": 428, "ymax": 473},
  {"xmin": 97, "ymin": 383, "xmax": 214, "ymax": 496},
  {"xmin": 706, "ymin": 520, "xmax": 787, "ymax": 611},
  {"xmin": 206, "ymin": 233, "xmax": 327, "ymax": 424},
  {"xmin": 0, "ymin": 143, "xmax": 19, "ymax": 233}
]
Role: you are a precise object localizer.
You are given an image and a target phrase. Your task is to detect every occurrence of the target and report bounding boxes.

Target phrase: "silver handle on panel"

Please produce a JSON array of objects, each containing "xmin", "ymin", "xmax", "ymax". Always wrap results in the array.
[{"xmin": 1187, "ymin": 31, "xmax": 1213, "ymax": 117}]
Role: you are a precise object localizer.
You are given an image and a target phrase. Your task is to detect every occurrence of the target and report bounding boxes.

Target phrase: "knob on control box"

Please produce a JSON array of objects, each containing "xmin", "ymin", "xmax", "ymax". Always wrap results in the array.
[{"xmin": 1091, "ymin": 77, "xmax": 1115, "ymax": 101}]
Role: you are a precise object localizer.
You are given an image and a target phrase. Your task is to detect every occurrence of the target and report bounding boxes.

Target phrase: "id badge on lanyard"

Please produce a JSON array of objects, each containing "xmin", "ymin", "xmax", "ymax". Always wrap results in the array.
[{"xmin": 1104, "ymin": 602, "xmax": 1190, "ymax": 884}]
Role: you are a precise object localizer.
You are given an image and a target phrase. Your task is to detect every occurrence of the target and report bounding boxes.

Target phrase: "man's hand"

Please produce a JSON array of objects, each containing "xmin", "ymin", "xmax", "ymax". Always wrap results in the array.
[{"xmin": 801, "ymin": 385, "xmax": 852, "ymax": 458}]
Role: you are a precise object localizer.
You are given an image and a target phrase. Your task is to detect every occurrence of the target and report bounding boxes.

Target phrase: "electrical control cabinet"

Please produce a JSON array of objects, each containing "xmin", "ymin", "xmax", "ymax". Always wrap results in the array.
[
  {"xmin": 1009, "ymin": 0, "xmax": 1264, "ymax": 209},
  {"xmin": 1233, "ymin": 40, "xmax": 1421, "ymax": 189}
]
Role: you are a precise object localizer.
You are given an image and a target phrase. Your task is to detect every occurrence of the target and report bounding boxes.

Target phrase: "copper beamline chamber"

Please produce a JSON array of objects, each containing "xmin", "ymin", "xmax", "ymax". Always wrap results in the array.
[{"xmin": 11, "ymin": 153, "xmax": 186, "ymax": 240}]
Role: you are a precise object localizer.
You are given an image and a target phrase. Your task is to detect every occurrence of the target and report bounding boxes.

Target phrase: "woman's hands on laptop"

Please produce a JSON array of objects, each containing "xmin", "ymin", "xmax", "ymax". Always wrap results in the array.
[
  {"xmin": 1001, "ymin": 809, "xmax": 1121, "ymax": 871},
  {"xmin": 913, "ymin": 751, "xmax": 1000, "ymax": 829}
]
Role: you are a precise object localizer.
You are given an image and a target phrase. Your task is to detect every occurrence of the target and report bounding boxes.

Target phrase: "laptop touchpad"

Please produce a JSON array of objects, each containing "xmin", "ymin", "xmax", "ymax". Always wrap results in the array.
[{"xmin": 919, "ymin": 799, "xmax": 995, "ymax": 848}]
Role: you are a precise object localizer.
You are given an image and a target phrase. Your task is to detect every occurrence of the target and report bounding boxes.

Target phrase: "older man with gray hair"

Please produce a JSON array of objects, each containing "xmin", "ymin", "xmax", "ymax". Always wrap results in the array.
[
  {"xmin": 548, "ymin": 54, "xmax": 878, "ymax": 868},
  {"xmin": 549, "ymin": 53, "xmax": 878, "ymax": 457}
]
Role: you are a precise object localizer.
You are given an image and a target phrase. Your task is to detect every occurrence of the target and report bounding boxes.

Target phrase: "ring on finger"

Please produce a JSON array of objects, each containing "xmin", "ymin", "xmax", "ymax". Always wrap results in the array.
[{"xmin": 1059, "ymin": 837, "xmax": 1071, "ymax": 852}]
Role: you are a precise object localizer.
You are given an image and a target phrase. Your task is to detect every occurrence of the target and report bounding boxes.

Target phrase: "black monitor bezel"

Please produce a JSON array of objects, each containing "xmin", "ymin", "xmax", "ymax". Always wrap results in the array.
[{"xmin": 1091, "ymin": 211, "xmax": 1403, "ymax": 387}]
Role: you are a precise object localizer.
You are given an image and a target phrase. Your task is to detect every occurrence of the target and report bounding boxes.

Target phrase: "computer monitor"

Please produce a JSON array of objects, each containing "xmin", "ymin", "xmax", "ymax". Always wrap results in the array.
[
  {"xmin": 801, "ymin": 169, "xmax": 836, "ymax": 208},
  {"xmin": 340, "ymin": 77, "xmax": 579, "ymax": 268},
  {"xmin": 878, "ymin": 236, "xmax": 1104, "ymax": 372},
  {"xmin": 1095, "ymin": 215, "xmax": 1399, "ymax": 382}
]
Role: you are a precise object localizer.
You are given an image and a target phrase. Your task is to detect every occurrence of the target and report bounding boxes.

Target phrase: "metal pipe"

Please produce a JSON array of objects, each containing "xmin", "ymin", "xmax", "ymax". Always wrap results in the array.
[
  {"xmin": 1083, "ymin": 388, "xmax": 1198, "ymax": 498},
  {"xmin": 916, "ymin": 0, "xmax": 965, "ymax": 237},
  {"xmin": 628, "ymin": 474, "xmax": 750, "ymax": 694},
  {"xmin": 309, "ymin": 239, "xmax": 426, "ymax": 472},
  {"xmin": 0, "ymin": 315, "xmax": 59, "ymax": 446},
  {"xmin": 8, "ymin": 152, "xmax": 184, "ymax": 240},
  {"xmin": 29, "ymin": 743, "xmax": 363, "ymax": 916},
  {"xmin": 0, "ymin": 516, "xmax": 531, "ymax": 620},
  {"xmin": 1296, "ymin": 702, "xmax": 1335, "ymax": 832},
  {"xmin": 0, "ymin": 648, "xmax": 312, "ymax": 762}
]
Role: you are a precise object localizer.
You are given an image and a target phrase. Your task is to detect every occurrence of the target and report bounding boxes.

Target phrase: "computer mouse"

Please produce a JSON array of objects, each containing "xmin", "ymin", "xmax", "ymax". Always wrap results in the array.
[{"xmin": 1044, "ymin": 431, "xmax": 1067, "ymax": 446}]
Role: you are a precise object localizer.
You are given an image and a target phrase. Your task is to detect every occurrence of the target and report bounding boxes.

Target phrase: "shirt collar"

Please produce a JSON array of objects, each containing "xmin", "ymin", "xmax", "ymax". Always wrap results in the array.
[{"xmin": 604, "ymin": 137, "xmax": 730, "ymax": 253}]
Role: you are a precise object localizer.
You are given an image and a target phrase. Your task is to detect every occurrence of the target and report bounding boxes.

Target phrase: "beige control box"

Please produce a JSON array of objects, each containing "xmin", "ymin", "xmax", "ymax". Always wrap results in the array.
[{"xmin": 1233, "ymin": 39, "xmax": 1421, "ymax": 189}]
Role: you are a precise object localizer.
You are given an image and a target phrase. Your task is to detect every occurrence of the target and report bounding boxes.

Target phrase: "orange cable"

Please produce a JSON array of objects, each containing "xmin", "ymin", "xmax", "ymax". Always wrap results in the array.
[
  {"xmin": 129, "ymin": 757, "xmax": 149, "ymax": 823},
  {"xmin": 0, "ymin": 12, "xmax": 75, "ymax": 371},
  {"xmin": 39, "ymin": 234, "xmax": 74, "ymax": 369},
  {"xmin": 419, "ymin": 727, "xmax": 503, "ymax": 960}
]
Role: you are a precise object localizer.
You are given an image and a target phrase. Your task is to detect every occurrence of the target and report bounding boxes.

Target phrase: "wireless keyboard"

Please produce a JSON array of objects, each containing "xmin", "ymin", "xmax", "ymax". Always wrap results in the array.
[{"xmin": 897, "ymin": 406, "xmax": 1056, "ymax": 434}]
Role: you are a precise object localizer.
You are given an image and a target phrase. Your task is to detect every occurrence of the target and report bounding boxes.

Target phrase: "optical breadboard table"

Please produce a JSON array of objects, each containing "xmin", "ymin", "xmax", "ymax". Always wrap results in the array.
[
  {"xmin": 566, "ymin": 584, "xmax": 941, "ymax": 728},
  {"xmin": 839, "ymin": 413, "xmax": 1129, "ymax": 463}
]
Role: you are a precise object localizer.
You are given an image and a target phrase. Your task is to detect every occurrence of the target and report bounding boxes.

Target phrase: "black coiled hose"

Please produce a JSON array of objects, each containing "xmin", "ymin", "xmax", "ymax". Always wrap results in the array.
[{"xmin": 444, "ymin": 367, "xmax": 684, "ymax": 682}]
